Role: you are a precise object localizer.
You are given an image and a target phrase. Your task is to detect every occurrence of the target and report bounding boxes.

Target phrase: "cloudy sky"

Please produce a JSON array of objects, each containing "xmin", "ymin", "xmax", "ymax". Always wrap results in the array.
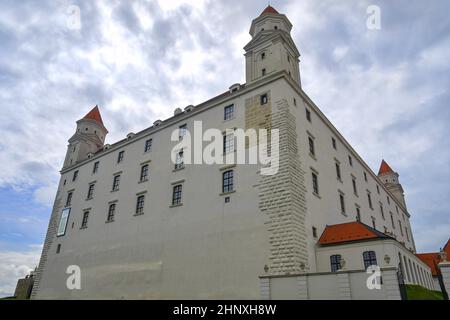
[{"xmin": 0, "ymin": 0, "xmax": 449, "ymax": 297}]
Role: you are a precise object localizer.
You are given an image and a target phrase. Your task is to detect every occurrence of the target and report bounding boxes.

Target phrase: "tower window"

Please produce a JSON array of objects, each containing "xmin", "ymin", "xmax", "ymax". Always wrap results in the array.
[
  {"xmin": 339, "ymin": 193, "xmax": 346, "ymax": 215},
  {"xmin": 335, "ymin": 162, "xmax": 341, "ymax": 180},
  {"xmin": 65, "ymin": 192, "xmax": 73, "ymax": 207},
  {"xmin": 367, "ymin": 191, "xmax": 373, "ymax": 209},
  {"xmin": 87, "ymin": 183, "xmax": 95, "ymax": 200},
  {"xmin": 81, "ymin": 211, "xmax": 89, "ymax": 228},
  {"xmin": 223, "ymin": 170, "xmax": 234, "ymax": 193},
  {"xmin": 175, "ymin": 150, "xmax": 184, "ymax": 170},
  {"xmin": 107, "ymin": 203, "xmax": 116, "ymax": 222},
  {"xmin": 93, "ymin": 161, "xmax": 99, "ymax": 174},
  {"xmin": 172, "ymin": 185, "xmax": 183, "ymax": 206},
  {"xmin": 308, "ymin": 136, "xmax": 315, "ymax": 157},
  {"xmin": 364, "ymin": 172, "xmax": 368, "ymax": 182},
  {"xmin": 140, "ymin": 164, "xmax": 149, "ymax": 182},
  {"xmin": 56, "ymin": 244, "xmax": 61, "ymax": 254},
  {"xmin": 274, "ymin": 25, "xmax": 278, "ymax": 30},
  {"xmin": 117, "ymin": 151, "xmax": 124, "ymax": 163},
  {"xmin": 135, "ymin": 195, "xmax": 145, "ymax": 215},
  {"xmin": 376, "ymin": 185, "xmax": 380, "ymax": 194},
  {"xmin": 261, "ymin": 52, "xmax": 266, "ymax": 60},
  {"xmin": 349, "ymin": 155, "xmax": 353, "ymax": 166},
  {"xmin": 305, "ymin": 108, "xmax": 311, "ymax": 122},
  {"xmin": 390, "ymin": 212, "xmax": 395, "ymax": 229},
  {"xmin": 356, "ymin": 206, "xmax": 361, "ymax": 221},
  {"xmin": 311, "ymin": 172, "xmax": 319, "ymax": 195},
  {"xmin": 332, "ymin": 137, "xmax": 337, "ymax": 150},
  {"xmin": 260, "ymin": 94, "xmax": 268, "ymax": 105},
  {"xmin": 352, "ymin": 177, "xmax": 358, "ymax": 195},
  {"xmin": 224, "ymin": 104, "xmax": 234, "ymax": 121},
  {"xmin": 312, "ymin": 227, "xmax": 317, "ymax": 238},
  {"xmin": 145, "ymin": 139, "xmax": 153, "ymax": 153},
  {"xmin": 371, "ymin": 217, "xmax": 376, "ymax": 229},
  {"xmin": 380, "ymin": 203, "xmax": 385, "ymax": 220},
  {"xmin": 287, "ymin": 54, "xmax": 290, "ymax": 62},
  {"xmin": 72, "ymin": 170, "xmax": 79, "ymax": 182},
  {"xmin": 112, "ymin": 175, "xmax": 120, "ymax": 191},
  {"xmin": 262, "ymin": 68, "xmax": 266, "ymax": 76}
]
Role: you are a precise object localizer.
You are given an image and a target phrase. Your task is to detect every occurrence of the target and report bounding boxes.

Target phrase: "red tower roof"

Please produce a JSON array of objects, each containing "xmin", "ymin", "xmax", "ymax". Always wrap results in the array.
[
  {"xmin": 260, "ymin": 5, "xmax": 279, "ymax": 16},
  {"xmin": 83, "ymin": 105, "xmax": 105, "ymax": 127},
  {"xmin": 378, "ymin": 160, "xmax": 394, "ymax": 175}
]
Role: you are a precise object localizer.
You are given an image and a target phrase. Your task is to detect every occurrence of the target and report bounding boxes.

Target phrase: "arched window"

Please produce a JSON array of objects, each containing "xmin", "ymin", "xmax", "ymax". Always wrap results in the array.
[
  {"xmin": 363, "ymin": 251, "xmax": 377, "ymax": 269},
  {"xmin": 330, "ymin": 254, "xmax": 341, "ymax": 272}
]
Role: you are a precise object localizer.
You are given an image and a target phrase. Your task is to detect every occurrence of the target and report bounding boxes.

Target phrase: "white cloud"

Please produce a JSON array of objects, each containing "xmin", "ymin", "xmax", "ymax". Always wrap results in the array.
[{"xmin": 0, "ymin": 245, "xmax": 42, "ymax": 298}]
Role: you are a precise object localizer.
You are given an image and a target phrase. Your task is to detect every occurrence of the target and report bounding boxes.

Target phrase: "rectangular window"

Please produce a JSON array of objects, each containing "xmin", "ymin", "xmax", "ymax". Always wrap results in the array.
[
  {"xmin": 93, "ymin": 161, "xmax": 99, "ymax": 174},
  {"xmin": 56, "ymin": 244, "xmax": 61, "ymax": 254},
  {"xmin": 405, "ymin": 227, "xmax": 409, "ymax": 241},
  {"xmin": 107, "ymin": 203, "xmax": 116, "ymax": 222},
  {"xmin": 367, "ymin": 191, "xmax": 373, "ymax": 209},
  {"xmin": 356, "ymin": 206, "xmax": 361, "ymax": 221},
  {"xmin": 364, "ymin": 172, "xmax": 368, "ymax": 182},
  {"xmin": 65, "ymin": 191, "xmax": 73, "ymax": 207},
  {"xmin": 260, "ymin": 94, "xmax": 268, "ymax": 105},
  {"xmin": 339, "ymin": 193, "xmax": 346, "ymax": 214},
  {"xmin": 312, "ymin": 172, "xmax": 319, "ymax": 195},
  {"xmin": 136, "ymin": 195, "xmax": 145, "ymax": 214},
  {"xmin": 223, "ymin": 134, "xmax": 234, "ymax": 154},
  {"xmin": 72, "ymin": 170, "xmax": 78, "ymax": 182},
  {"xmin": 380, "ymin": 203, "xmax": 385, "ymax": 219},
  {"xmin": 81, "ymin": 211, "xmax": 89, "ymax": 228},
  {"xmin": 349, "ymin": 155, "xmax": 353, "ymax": 167},
  {"xmin": 335, "ymin": 162, "xmax": 341, "ymax": 180},
  {"xmin": 332, "ymin": 137, "xmax": 337, "ymax": 150},
  {"xmin": 363, "ymin": 251, "xmax": 377, "ymax": 269},
  {"xmin": 330, "ymin": 255, "xmax": 341, "ymax": 272},
  {"xmin": 261, "ymin": 52, "xmax": 265, "ymax": 60},
  {"xmin": 387, "ymin": 196, "xmax": 391, "ymax": 205},
  {"xmin": 179, "ymin": 124, "xmax": 187, "ymax": 140},
  {"xmin": 308, "ymin": 136, "xmax": 315, "ymax": 156},
  {"xmin": 352, "ymin": 177, "xmax": 358, "ymax": 195},
  {"xmin": 112, "ymin": 175, "xmax": 120, "ymax": 191},
  {"xmin": 305, "ymin": 108, "xmax": 311, "ymax": 122},
  {"xmin": 140, "ymin": 164, "xmax": 149, "ymax": 182},
  {"xmin": 223, "ymin": 170, "xmax": 234, "ymax": 193},
  {"xmin": 312, "ymin": 227, "xmax": 317, "ymax": 238},
  {"xmin": 224, "ymin": 104, "xmax": 234, "ymax": 121},
  {"xmin": 175, "ymin": 150, "xmax": 184, "ymax": 170},
  {"xmin": 396, "ymin": 206, "xmax": 399, "ymax": 214},
  {"xmin": 145, "ymin": 139, "xmax": 152, "ymax": 153},
  {"xmin": 371, "ymin": 217, "xmax": 376, "ymax": 229},
  {"xmin": 172, "ymin": 185, "xmax": 182, "ymax": 206},
  {"xmin": 117, "ymin": 151, "xmax": 124, "ymax": 163},
  {"xmin": 390, "ymin": 212, "xmax": 395, "ymax": 229},
  {"xmin": 57, "ymin": 208, "xmax": 70, "ymax": 236},
  {"xmin": 262, "ymin": 68, "xmax": 266, "ymax": 76},
  {"xmin": 376, "ymin": 185, "xmax": 380, "ymax": 194},
  {"xmin": 399, "ymin": 220, "xmax": 403, "ymax": 236},
  {"xmin": 87, "ymin": 184, "xmax": 95, "ymax": 199}
]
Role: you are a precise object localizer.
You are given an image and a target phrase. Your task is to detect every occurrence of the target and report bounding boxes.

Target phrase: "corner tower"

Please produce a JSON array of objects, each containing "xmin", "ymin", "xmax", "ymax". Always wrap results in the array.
[
  {"xmin": 378, "ymin": 160, "xmax": 407, "ymax": 209},
  {"xmin": 244, "ymin": 5, "xmax": 301, "ymax": 87},
  {"xmin": 63, "ymin": 105, "xmax": 108, "ymax": 169}
]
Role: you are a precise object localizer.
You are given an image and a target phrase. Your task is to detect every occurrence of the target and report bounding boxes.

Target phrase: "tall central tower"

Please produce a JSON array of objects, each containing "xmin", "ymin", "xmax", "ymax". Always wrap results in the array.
[{"xmin": 244, "ymin": 6, "xmax": 301, "ymax": 87}]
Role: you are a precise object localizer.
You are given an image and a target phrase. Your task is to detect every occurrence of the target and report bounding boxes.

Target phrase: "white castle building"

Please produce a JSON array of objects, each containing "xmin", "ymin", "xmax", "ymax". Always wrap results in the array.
[{"xmin": 32, "ymin": 6, "xmax": 435, "ymax": 299}]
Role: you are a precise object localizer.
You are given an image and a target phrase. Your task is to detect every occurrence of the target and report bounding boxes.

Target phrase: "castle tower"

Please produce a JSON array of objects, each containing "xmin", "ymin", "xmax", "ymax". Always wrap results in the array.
[
  {"xmin": 63, "ymin": 106, "xmax": 108, "ymax": 169},
  {"xmin": 244, "ymin": 5, "xmax": 301, "ymax": 87},
  {"xmin": 378, "ymin": 160, "xmax": 407, "ymax": 209}
]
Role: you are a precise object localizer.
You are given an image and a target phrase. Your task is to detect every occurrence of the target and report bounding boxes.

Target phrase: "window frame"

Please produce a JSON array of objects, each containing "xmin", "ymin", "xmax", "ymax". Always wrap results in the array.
[
  {"xmin": 222, "ymin": 170, "xmax": 234, "ymax": 194},
  {"xmin": 330, "ymin": 254, "xmax": 342, "ymax": 272},
  {"xmin": 172, "ymin": 184, "xmax": 183, "ymax": 206},
  {"xmin": 363, "ymin": 251, "xmax": 377, "ymax": 269},
  {"xmin": 135, "ymin": 195, "xmax": 145, "ymax": 215},
  {"xmin": 144, "ymin": 139, "xmax": 153, "ymax": 153},
  {"xmin": 224, "ymin": 104, "xmax": 235, "ymax": 121}
]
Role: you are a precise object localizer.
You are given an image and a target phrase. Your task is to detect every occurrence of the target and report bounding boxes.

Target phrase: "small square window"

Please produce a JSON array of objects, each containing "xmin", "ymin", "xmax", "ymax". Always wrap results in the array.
[{"xmin": 260, "ymin": 94, "xmax": 268, "ymax": 105}]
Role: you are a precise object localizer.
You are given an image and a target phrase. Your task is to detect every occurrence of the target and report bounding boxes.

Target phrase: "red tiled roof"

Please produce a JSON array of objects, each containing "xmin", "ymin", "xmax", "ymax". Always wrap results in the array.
[
  {"xmin": 416, "ymin": 238, "xmax": 450, "ymax": 276},
  {"xmin": 83, "ymin": 105, "xmax": 104, "ymax": 126},
  {"xmin": 260, "ymin": 5, "xmax": 279, "ymax": 16},
  {"xmin": 378, "ymin": 159, "xmax": 394, "ymax": 175},
  {"xmin": 416, "ymin": 253, "xmax": 442, "ymax": 276},
  {"xmin": 318, "ymin": 221, "xmax": 390, "ymax": 246}
]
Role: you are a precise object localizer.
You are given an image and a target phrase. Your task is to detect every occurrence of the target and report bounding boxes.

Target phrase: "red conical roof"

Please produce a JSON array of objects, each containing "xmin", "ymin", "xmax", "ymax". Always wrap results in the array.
[
  {"xmin": 83, "ymin": 105, "xmax": 104, "ymax": 126},
  {"xmin": 378, "ymin": 160, "xmax": 394, "ymax": 175},
  {"xmin": 260, "ymin": 5, "xmax": 279, "ymax": 16}
]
